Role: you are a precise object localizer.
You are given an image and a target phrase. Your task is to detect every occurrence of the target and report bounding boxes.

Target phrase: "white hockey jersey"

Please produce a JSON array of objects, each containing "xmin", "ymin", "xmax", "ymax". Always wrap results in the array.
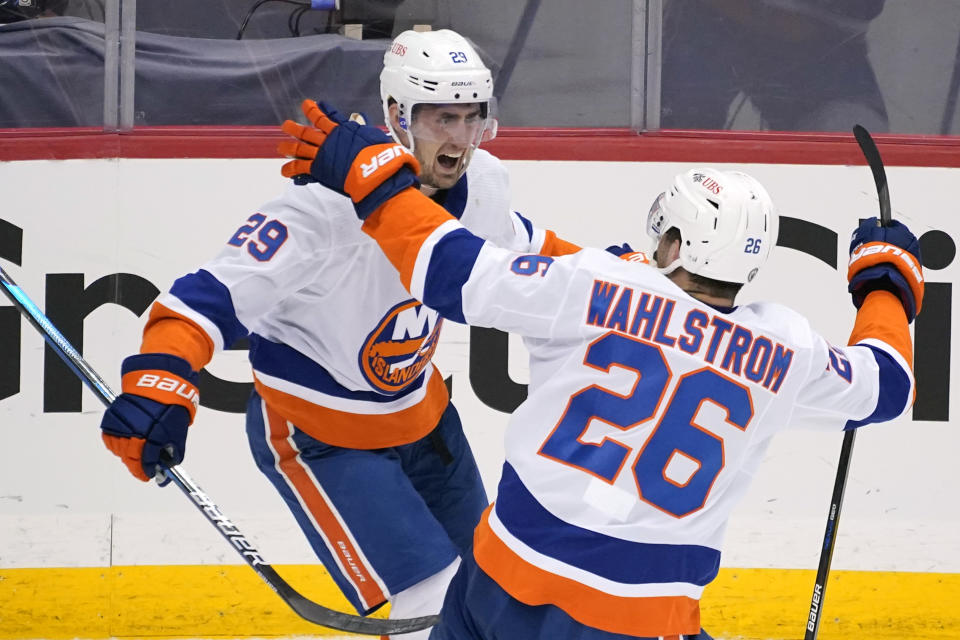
[
  {"xmin": 139, "ymin": 149, "xmax": 578, "ymax": 449},
  {"xmin": 360, "ymin": 188, "xmax": 915, "ymax": 636}
]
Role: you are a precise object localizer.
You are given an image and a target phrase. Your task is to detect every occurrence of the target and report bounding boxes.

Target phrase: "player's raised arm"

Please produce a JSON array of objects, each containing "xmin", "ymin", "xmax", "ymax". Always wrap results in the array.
[
  {"xmin": 845, "ymin": 216, "xmax": 922, "ymax": 419},
  {"xmin": 790, "ymin": 216, "xmax": 922, "ymax": 431}
]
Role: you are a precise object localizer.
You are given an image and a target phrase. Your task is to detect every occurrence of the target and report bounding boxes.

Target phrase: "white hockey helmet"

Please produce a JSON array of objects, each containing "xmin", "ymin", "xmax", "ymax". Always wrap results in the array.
[
  {"xmin": 380, "ymin": 29, "xmax": 498, "ymax": 151},
  {"xmin": 646, "ymin": 168, "xmax": 778, "ymax": 284}
]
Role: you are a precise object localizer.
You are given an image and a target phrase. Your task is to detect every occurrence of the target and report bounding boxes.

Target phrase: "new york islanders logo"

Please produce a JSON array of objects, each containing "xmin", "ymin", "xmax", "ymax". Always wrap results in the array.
[{"xmin": 359, "ymin": 300, "xmax": 443, "ymax": 393}]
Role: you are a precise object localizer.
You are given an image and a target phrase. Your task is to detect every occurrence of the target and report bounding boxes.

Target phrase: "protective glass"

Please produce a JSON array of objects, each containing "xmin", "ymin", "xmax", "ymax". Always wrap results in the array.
[{"xmin": 402, "ymin": 99, "xmax": 499, "ymax": 148}]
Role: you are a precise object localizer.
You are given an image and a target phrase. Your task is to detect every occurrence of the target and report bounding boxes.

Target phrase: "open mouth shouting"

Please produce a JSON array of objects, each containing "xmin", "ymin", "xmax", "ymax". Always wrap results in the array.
[
  {"xmin": 435, "ymin": 149, "xmax": 466, "ymax": 175},
  {"xmin": 415, "ymin": 138, "xmax": 476, "ymax": 191}
]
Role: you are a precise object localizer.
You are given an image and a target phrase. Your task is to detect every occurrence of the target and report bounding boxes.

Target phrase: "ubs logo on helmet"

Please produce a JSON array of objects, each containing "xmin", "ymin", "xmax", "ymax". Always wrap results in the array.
[
  {"xmin": 359, "ymin": 300, "xmax": 443, "ymax": 393},
  {"xmin": 692, "ymin": 172, "xmax": 722, "ymax": 195}
]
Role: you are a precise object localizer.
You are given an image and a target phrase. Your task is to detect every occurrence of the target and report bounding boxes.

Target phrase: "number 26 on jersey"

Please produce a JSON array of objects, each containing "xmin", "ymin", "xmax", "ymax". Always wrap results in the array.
[{"xmin": 539, "ymin": 332, "xmax": 754, "ymax": 518}]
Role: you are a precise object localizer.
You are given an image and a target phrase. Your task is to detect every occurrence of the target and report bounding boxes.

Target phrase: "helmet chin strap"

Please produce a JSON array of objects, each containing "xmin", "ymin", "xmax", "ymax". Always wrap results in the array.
[
  {"xmin": 656, "ymin": 257, "xmax": 683, "ymax": 277},
  {"xmin": 390, "ymin": 124, "xmax": 416, "ymax": 154},
  {"xmin": 390, "ymin": 121, "xmax": 440, "ymax": 193}
]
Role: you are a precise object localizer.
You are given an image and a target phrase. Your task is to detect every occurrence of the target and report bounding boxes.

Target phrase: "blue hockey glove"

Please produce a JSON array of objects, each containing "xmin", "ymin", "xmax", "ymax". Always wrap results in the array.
[
  {"xmin": 605, "ymin": 242, "xmax": 651, "ymax": 264},
  {"xmin": 278, "ymin": 99, "xmax": 421, "ymax": 219},
  {"xmin": 100, "ymin": 353, "xmax": 199, "ymax": 483},
  {"xmin": 605, "ymin": 242, "xmax": 634, "ymax": 257},
  {"xmin": 847, "ymin": 217, "xmax": 924, "ymax": 322}
]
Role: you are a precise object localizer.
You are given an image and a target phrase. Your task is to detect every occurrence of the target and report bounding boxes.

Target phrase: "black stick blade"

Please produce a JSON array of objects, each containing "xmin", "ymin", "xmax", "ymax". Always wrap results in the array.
[{"xmin": 852, "ymin": 124, "xmax": 892, "ymax": 226}]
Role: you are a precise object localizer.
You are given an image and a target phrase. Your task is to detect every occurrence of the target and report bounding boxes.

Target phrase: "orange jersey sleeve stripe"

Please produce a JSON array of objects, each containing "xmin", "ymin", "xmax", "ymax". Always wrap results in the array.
[
  {"xmin": 253, "ymin": 366, "xmax": 448, "ymax": 450},
  {"xmin": 848, "ymin": 290, "xmax": 913, "ymax": 366},
  {"xmin": 140, "ymin": 302, "xmax": 215, "ymax": 372},
  {"xmin": 540, "ymin": 230, "xmax": 581, "ymax": 257},
  {"xmin": 362, "ymin": 188, "xmax": 455, "ymax": 291},
  {"xmin": 263, "ymin": 403, "xmax": 388, "ymax": 610},
  {"xmin": 472, "ymin": 507, "xmax": 701, "ymax": 637},
  {"xmin": 120, "ymin": 369, "xmax": 200, "ymax": 422}
]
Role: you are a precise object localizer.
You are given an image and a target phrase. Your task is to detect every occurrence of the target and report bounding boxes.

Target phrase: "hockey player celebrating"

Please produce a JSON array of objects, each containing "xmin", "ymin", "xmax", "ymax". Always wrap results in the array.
[
  {"xmin": 97, "ymin": 29, "xmax": 578, "ymax": 637},
  {"xmin": 277, "ymin": 102, "xmax": 923, "ymax": 639}
]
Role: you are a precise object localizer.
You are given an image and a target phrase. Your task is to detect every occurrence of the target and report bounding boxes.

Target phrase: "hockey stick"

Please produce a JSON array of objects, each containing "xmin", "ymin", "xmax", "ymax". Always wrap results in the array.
[
  {"xmin": 803, "ymin": 125, "xmax": 891, "ymax": 640},
  {"xmin": 0, "ymin": 264, "xmax": 437, "ymax": 636},
  {"xmin": 493, "ymin": 0, "xmax": 541, "ymax": 102},
  {"xmin": 853, "ymin": 124, "xmax": 892, "ymax": 226}
]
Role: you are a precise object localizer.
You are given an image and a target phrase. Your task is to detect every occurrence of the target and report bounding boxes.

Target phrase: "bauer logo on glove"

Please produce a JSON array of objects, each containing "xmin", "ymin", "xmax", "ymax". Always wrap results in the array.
[
  {"xmin": 278, "ymin": 99, "xmax": 421, "ymax": 219},
  {"xmin": 101, "ymin": 353, "xmax": 200, "ymax": 482},
  {"xmin": 128, "ymin": 371, "xmax": 200, "ymax": 412},
  {"xmin": 360, "ymin": 144, "xmax": 412, "ymax": 178},
  {"xmin": 349, "ymin": 143, "xmax": 417, "ymax": 198},
  {"xmin": 846, "ymin": 217, "xmax": 924, "ymax": 322},
  {"xmin": 848, "ymin": 242, "xmax": 923, "ymax": 286}
]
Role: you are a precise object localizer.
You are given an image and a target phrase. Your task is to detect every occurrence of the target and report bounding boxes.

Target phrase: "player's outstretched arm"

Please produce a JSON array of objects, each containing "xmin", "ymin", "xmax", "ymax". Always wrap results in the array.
[
  {"xmin": 847, "ymin": 216, "xmax": 923, "ymax": 362},
  {"xmin": 790, "ymin": 216, "xmax": 923, "ymax": 432},
  {"xmin": 277, "ymin": 100, "xmax": 578, "ymax": 337}
]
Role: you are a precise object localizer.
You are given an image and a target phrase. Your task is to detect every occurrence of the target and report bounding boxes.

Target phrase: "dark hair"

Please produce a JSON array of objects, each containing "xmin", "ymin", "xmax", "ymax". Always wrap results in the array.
[
  {"xmin": 663, "ymin": 228, "xmax": 743, "ymax": 300},
  {"xmin": 388, "ymin": 97, "xmax": 488, "ymax": 121}
]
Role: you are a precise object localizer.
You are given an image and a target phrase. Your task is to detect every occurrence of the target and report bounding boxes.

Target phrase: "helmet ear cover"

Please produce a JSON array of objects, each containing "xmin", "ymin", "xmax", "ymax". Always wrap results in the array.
[{"xmin": 646, "ymin": 168, "xmax": 779, "ymax": 286}]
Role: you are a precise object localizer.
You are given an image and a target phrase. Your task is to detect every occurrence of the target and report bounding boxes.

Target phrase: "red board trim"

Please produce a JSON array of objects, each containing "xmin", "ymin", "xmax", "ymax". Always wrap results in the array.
[{"xmin": 2, "ymin": 126, "xmax": 960, "ymax": 166}]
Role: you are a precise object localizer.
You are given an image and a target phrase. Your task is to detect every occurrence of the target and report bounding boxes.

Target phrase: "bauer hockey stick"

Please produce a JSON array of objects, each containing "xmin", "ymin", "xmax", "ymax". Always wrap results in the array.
[
  {"xmin": 803, "ymin": 124, "xmax": 892, "ymax": 639},
  {"xmin": 0, "ymin": 264, "xmax": 437, "ymax": 636}
]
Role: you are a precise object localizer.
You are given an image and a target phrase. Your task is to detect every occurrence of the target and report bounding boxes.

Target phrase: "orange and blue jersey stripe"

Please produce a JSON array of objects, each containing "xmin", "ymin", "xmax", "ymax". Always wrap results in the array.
[
  {"xmin": 512, "ymin": 210, "xmax": 581, "ymax": 257},
  {"xmin": 143, "ymin": 288, "xmax": 448, "ymax": 450},
  {"xmin": 252, "ymin": 363, "xmax": 447, "ymax": 449},
  {"xmin": 162, "ymin": 269, "xmax": 249, "ymax": 354},
  {"xmin": 365, "ymin": 189, "xmax": 485, "ymax": 323},
  {"xmin": 845, "ymin": 290, "xmax": 914, "ymax": 428},
  {"xmin": 249, "ymin": 332, "xmax": 447, "ymax": 448},
  {"xmin": 363, "ymin": 189, "xmax": 579, "ymax": 325},
  {"xmin": 472, "ymin": 463, "xmax": 709, "ymax": 637}
]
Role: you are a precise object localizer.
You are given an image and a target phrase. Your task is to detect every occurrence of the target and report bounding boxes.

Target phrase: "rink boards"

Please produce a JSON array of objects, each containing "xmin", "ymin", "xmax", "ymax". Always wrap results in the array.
[{"xmin": 0, "ymin": 154, "xmax": 958, "ymax": 639}]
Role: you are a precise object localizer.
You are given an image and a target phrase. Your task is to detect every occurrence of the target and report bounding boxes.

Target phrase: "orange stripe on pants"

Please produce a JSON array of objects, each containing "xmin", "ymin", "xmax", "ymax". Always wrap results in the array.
[{"xmin": 264, "ymin": 404, "xmax": 388, "ymax": 610}]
